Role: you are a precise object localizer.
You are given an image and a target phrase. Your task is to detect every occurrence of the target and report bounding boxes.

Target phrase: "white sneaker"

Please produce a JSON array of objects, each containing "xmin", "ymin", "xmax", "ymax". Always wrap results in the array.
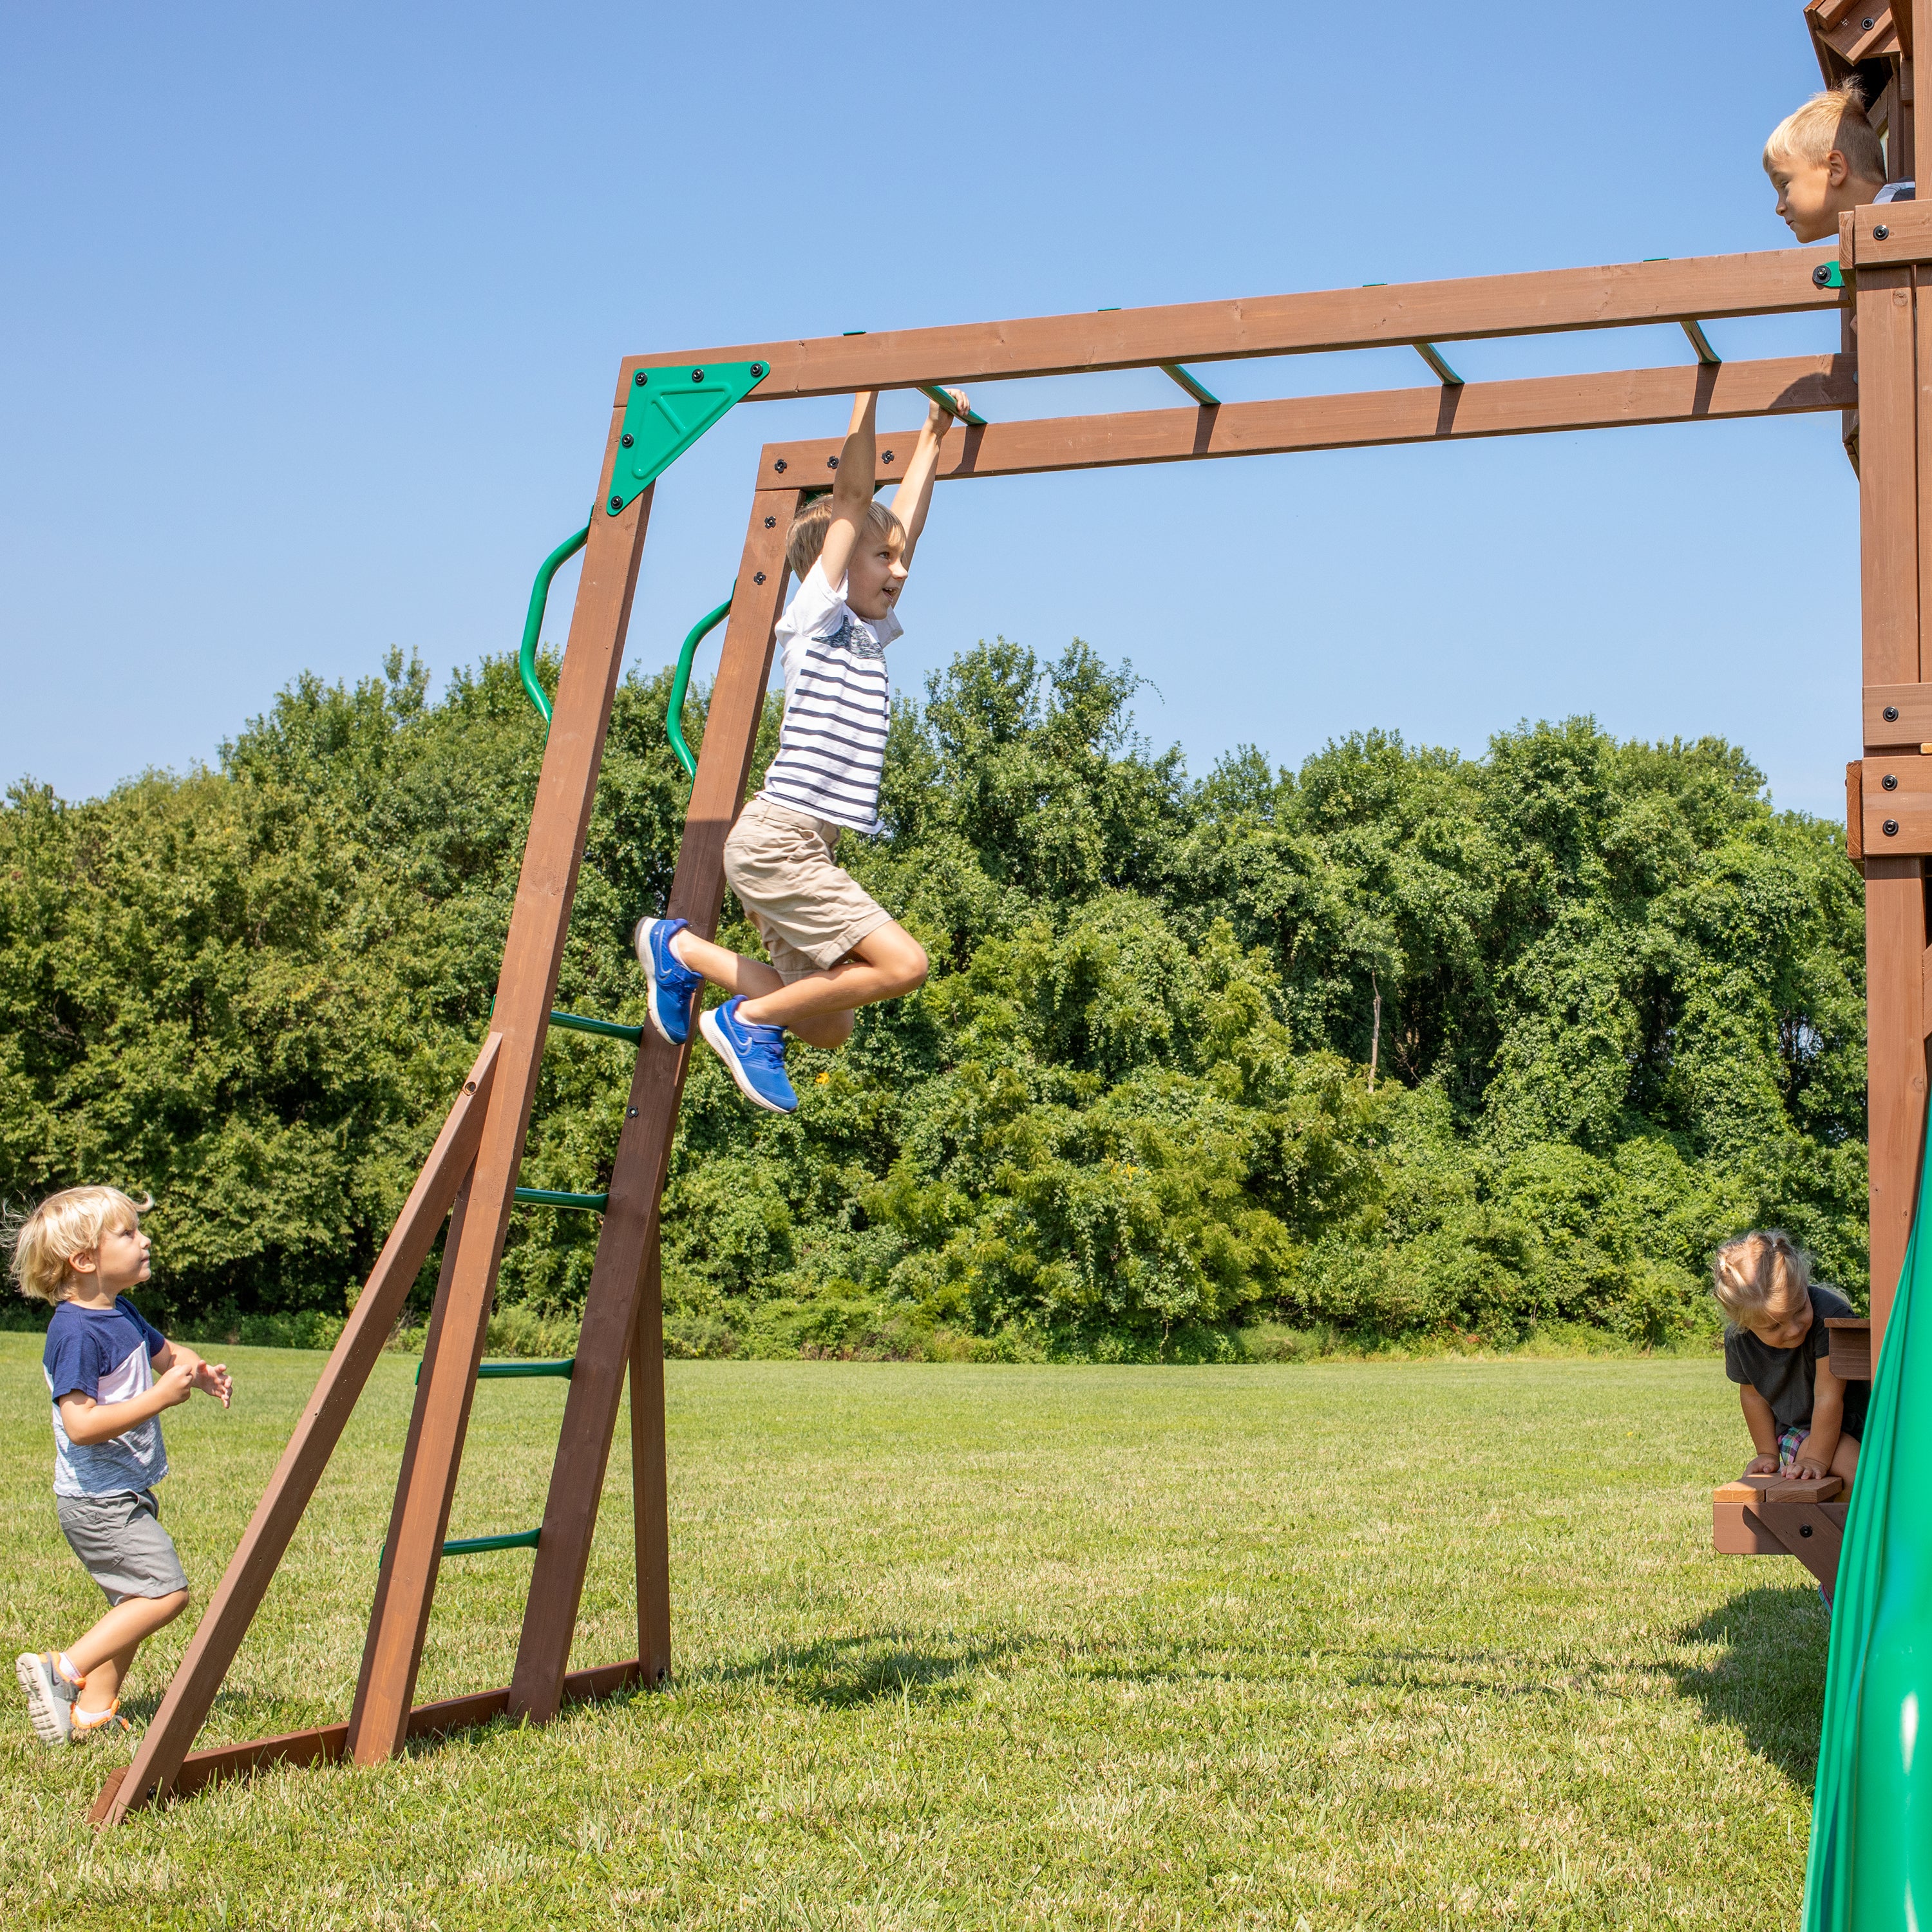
[{"xmin": 15, "ymin": 1651, "xmax": 80, "ymax": 1746}]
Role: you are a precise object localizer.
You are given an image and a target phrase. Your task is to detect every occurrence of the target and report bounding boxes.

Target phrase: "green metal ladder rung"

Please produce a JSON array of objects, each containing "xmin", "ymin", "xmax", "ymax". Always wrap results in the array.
[
  {"xmin": 513, "ymin": 1186, "xmax": 609, "ymax": 1212},
  {"xmin": 415, "ymin": 1356, "xmax": 575, "ymax": 1383},
  {"xmin": 380, "ymin": 1528, "xmax": 541, "ymax": 1564},
  {"xmin": 547, "ymin": 1009, "xmax": 643, "ymax": 1043}
]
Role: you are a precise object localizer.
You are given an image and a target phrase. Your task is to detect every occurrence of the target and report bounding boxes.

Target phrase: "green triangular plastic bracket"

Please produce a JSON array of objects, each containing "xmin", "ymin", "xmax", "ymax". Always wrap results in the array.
[{"xmin": 606, "ymin": 359, "xmax": 769, "ymax": 515}]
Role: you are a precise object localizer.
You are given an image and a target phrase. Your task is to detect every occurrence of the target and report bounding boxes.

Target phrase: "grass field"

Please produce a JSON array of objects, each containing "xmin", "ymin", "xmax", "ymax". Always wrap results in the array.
[{"xmin": 0, "ymin": 1335, "xmax": 1826, "ymax": 1929}]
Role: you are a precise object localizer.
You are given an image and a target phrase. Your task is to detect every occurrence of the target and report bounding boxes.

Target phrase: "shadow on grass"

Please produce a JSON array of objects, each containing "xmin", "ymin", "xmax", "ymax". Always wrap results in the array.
[
  {"xmin": 703, "ymin": 1631, "xmax": 1030, "ymax": 1709},
  {"xmin": 1667, "ymin": 1584, "xmax": 1829, "ymax": 1785}
]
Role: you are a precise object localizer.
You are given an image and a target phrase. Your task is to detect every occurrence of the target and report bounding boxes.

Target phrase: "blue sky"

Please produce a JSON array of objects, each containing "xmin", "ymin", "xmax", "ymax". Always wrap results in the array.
[{"xmin": 2, "ymin": 1, "xmax": 1860, "ymax": 815}]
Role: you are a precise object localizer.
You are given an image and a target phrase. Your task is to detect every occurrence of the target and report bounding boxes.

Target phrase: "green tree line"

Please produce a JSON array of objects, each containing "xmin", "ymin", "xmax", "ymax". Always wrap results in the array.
[{"xmin": 0, "ymin": 638, "xmax": 1867, "ymax": 1358}]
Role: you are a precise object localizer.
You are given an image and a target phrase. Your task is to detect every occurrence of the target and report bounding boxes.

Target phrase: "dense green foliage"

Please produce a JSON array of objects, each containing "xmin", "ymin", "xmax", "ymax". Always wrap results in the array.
[{"xmin": 0, "ymin": 638, "xmax": 1867, "ymax": 1355}]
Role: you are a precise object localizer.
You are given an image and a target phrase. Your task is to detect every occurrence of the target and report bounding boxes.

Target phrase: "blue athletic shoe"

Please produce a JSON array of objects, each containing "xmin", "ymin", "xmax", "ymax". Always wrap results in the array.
[
  {"xmin": 699, "ymin": 996, "xmax": 797, "ymax": 1113},
  {"xmin": 634, "ymin": 916, "xmax": 704, "ymax": 1047}
]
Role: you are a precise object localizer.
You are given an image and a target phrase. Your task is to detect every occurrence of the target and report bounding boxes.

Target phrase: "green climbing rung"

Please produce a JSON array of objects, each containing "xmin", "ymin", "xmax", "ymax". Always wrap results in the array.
[
  {"xmin": 547, "ymin": 1009, "xmax": 643, "ymax": 1044},
  {"xmin": 477, "ymin": 1358, "xmax": 575, "ymax": 1380},
  {"xmin": 442, "ymin": 1530, "xmax": 541, "ymax": 1557},
  {"xmin": 668, "ymin": 596, "xmax": 735, "ymax": 781},
  {"xmin": 513, "ymin": 1187, "xmax": 609, "ymax": 1212}
]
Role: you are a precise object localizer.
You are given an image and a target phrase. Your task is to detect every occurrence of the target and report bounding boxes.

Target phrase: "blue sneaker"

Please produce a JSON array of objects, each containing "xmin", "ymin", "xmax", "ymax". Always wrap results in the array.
[
  {"xmin": 634, "ymin": 916, "xmax": 704, "ymax": 1047},
  {"xmin": 699, "ymin": 996, "xmax": 797, "ymax": 1113}
]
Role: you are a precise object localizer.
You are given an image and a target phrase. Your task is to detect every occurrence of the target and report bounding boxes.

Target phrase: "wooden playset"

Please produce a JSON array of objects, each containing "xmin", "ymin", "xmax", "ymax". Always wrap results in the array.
[{"xmin": 91, "ymin": 0, "xmax": 1923, "ymax": 1825}]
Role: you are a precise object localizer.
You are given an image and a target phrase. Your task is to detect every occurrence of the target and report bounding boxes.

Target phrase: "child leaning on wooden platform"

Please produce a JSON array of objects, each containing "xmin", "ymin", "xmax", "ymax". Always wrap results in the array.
[
  {"xmin": 632, "ymin": 386, "xmax": 968, "ymax": 1115},
  {"xmin": 1763, "ymin": 78, "xmax": 1910, "ymax": 245},
  {"xmin": 8, "ymin": 1186, "xmax": 231, "ymax": 1747},
  {"xmin": 1712, "ymin": 1231, "xmax": 1863, "ymax": 1487}
]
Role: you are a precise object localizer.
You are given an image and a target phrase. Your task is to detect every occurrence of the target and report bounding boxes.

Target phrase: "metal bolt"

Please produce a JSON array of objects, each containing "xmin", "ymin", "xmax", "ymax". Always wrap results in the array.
[
  {"xmin": 1886, "ymin": 704, "xmax": 1901, "ymax": 721},
  {"xmin": 764, "ymin": 516, "xmax": 776, "ymax": 528},
  {"xmin": 1886, "ymin": 818, "xmax": 1900, "ymax": 836},
  {"xmin": 1801, "ymin": 1522, "xmax": 1815, "ymax": 1537},
  {"xmin": 1864, "ymin": 16, "xmax": 1877, "ymax": 27},
  {"xmin": 750, "ymin": 362, "xmax": 766, "ymax": 378},
  {"xmin": 1876, "ymin": 223, "xmax": 1891, "ymax": 240},
  {"xmin": 882, "ymin": 449, "xmax": 895, "ymax": 462},
  {"xmin": 691, "ymin": 367, "xmax": 705, "ymax": 381},
  {"xmin": 1814, "ymin": 263, "xmax": 1833, "ymax": 287},
  {"xmin": 620, "ymin": 432, "xmax": 634, "ymax": 448},
  {"xmin": 1885, "ymin": 772, "xmax": 1900, "ymax": 791},
  {"xmin": 754, "ymin": 571, "xmax": 767, "ymax": 584},
  {"xmin": 634, "ymin": 370, "xmax": 648, "ymax": 386},
  {"xmin": 627, "ymin": 1106, "xmax": 638, "ymax": 1118},
  {"xmin": 773, "ymin": 459, "xmax": 788, "ymax": 473},
  {"xmin": 609, "ymin": 493, "xmax": 623, "ymax": 512},
  {"xmin": 828, "ymin": 456, "xmax": 839, "ymax": 469}
]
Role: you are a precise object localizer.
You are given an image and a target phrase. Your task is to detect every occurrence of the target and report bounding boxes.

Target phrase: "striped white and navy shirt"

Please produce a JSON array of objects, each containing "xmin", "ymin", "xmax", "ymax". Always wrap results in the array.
[{"xmin": 758, "ymin": 561, "xmax": 900, "ymax": 835}]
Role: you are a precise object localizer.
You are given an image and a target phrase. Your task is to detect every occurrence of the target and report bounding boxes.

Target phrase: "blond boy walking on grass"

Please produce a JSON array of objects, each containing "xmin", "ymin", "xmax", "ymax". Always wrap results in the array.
[
  {"xmin": 10, "ymin": 1186, "xmax": 230, "ymax": 1744},
  {"xmin": 634, "ymin": 386, "xmax": 965, "ymax": 1113}
]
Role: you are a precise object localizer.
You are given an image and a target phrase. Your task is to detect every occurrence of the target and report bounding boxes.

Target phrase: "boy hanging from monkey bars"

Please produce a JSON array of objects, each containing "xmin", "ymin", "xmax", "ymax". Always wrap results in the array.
[{"xmin": 634, "ymin": 386, "xmax": 966, "ymax": 1113}]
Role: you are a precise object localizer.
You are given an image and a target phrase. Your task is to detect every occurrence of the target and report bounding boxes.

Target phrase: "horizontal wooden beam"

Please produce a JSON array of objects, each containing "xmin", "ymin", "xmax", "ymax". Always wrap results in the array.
[
  {"xmin": 1862, "ymin": 750, "xmax": 1932, "ymax": 852},
  {"xmin": 1853, "ymin": 200, "xmax": 1932, "ymax": 269},
  {"xmin": 1866, "ymin": 681, "xmax": 1932, "ymax": 746},
  {"xmin": 90, "ymin": 1658, "xmax": 642, "ymax": 1821},
  {"xmin": 754, "ymin": 355, "xmax": 1853, "ymax": 488},
  {"xmin": 632, "ymin": 247, "xmax": 1840, "ymax": 400}
]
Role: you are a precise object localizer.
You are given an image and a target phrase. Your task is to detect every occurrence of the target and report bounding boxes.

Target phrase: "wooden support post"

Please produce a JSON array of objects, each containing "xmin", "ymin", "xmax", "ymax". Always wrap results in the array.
[
  {"xmin": 348, "ymin": 429, "xmax": 656, "ymax": 1765},
  {"xmin": 629, "ymin": 1233, "xmax": 671, "ymax": 1685},
  {"xmin": 94, "ymin": 1037, "xmax": 501, "ymax": 1824},
  {"xmin": 1858, "ymin": 224, "xmax": 1930, "ymax": 1360},
  {"xmin": 506, "ymin": 480, "xmax": 801, "ymax": 1724}
]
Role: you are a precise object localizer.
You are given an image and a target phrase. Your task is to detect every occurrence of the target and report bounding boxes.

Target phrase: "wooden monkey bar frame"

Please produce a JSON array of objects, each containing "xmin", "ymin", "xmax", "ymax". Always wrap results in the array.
[{"xmin": 93, "ymin": 22, "xmax": 1918, "ymax": 1822}]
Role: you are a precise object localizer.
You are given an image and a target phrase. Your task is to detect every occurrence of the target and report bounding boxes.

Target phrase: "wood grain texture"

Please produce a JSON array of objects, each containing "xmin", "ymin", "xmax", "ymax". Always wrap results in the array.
[
  {"xmin": 1859, "ymin": 267, "xmax": 1920, "ymax": 685},
  {"xmin": 1861, "ymin": 750, "xmax": 1932, "ymax": 850},
  {"xmin": 1867, "ymin": 858, "xmax": 1928, "ymax": 1360},
  {"xmin": 627, "ymin": 247, "xmax": 1839, "ymax": 398},
  {"xmin": 1826, "ymin": 1316, "xmax": 1874, "ymax": 1381},
  {"xmin": 755, "ymin": 357, "xmax": 1852, "ymax": 486},
  {"xmin": 1854, "ymin": 200, "xmax": 1932, "ymax": 270},
  {"xmin": 1864, "ymin": 681, "xmax": 1932, "ymax": 744},
  {"xmin": 506, "ymin": 484, "xmax": 802, "ymax": 1725},
  {"xmin": 630, "ymin": 1234, "xmax": 671, "ymax": 1686},
  {"xmin": 351, "ymin": 413, "xmax": 656, "ymax": 1765},
  {"xmin": 94, "ymin": 1037, "xmax": 500, "ymax": 1824}
]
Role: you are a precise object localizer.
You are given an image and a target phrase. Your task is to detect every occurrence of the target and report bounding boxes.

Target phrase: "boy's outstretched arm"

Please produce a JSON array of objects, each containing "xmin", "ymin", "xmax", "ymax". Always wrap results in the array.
[
  {"xmin": 889, "ymin": 389, "xmax": 967, "ymax": 567},
  {"xmin": 815, "ymin": 392, "xmax": 880, "ymax": 587}
]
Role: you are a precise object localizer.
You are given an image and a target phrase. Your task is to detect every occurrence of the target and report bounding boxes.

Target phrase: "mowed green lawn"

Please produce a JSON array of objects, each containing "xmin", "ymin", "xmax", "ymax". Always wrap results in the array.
[{"xmin": 0, "ymin": 1336, "xmax": 1826, "ymax": 1929}]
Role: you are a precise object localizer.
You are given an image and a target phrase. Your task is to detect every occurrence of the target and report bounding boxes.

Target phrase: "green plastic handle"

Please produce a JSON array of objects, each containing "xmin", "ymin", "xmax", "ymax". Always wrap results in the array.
[
  {"xmin": 667, "ymin": 595, "xmax": 734, "ymax": 779},
  {"xmin": 517, "ymin": 524, "xmax": 591, "ymax": 726}
]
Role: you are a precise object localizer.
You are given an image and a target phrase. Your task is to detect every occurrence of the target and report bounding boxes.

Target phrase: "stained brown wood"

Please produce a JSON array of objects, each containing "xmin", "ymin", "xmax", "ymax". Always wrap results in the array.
[
  {"xmin": 1712, "ymin": 1481, "xmax": 1852, "ymax": 1593},
  {"xmin": 1868, "ymin": 858, "xmax": 1927, "ymax": 1359},
  {"xmin": 91, "ymin": 1660, "xmax": 643, "ymax": 1822},
  {"xmin": 1864, "ymin": 681, "xmax": 1932, "ymax": 744},
  {"xmin": 1861, "ymin": 750, "xmax": 1932, "ymax": 850},
  {"xmin": 752, "ymin": 357, "xmax": 1851, "ymax": 486},
  {"xmin": 507, "ymin": 484, "xmax": 802, "ymax": 1725},
  {"xmin": 629, "ymin": 1233, "xmax": 672, "ymax": 1686},
  {"xmin": 350, "ymin": 415, "xmax": 657, "ymax": 1765},
  {"xmin": 1827, "ymin": 1315, "xmax": 1875, "ymax": 1380},
  {"xmin": 629, "ymin": 247, "xmax": 1839, "ymax": 399},
  {"xmin": 96, "ymin": 1037, "xmax": 500, "ymax": 1824},
  {"xmin": 1854, "ymin": 201, "xmax": 1932, "ymax": 270}
]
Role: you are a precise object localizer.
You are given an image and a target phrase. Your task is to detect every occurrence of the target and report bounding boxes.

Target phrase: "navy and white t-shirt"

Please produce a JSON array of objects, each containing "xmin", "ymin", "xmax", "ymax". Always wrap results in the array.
[
  {"xmin": 43, "ymin": 1295, "xmax": 169, "ymax": 1497},
  {"xmin": 757, "ymin": 561, "xmax": 900, "ymax": 835}
]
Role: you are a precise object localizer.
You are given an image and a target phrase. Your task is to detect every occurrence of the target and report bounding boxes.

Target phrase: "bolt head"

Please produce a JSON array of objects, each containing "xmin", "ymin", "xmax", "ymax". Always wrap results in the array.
[
  {"xmin": 1885, "ymin": 773, "xmax": 1900, "ymax": 790},
  {"xmin": 827, "ymin": 456, "xmax": 839, "ymax": 469},
  {"xmin": 1886, "ymin": 704, "xmax": 1901, "ymax": 721},
  {"xmin": 1865, "ymin": 16, "xmax": 1877, "ymax": 27},
  {"xmin": 634, "ymin": 370, "xmax": 648, "ymax": 386},
  {"xmin": 882, "ymin": 450, "xmax": 895, "ymax": 463},
  {"xmin": 1875, "ymin": 223, "xmax": 1891, "ymax": 240},
  {"xmin": 754, "ymin": 571, "xmax": 767, "ymax": 584},
  {"xmin": 764, "ymin": 516, "xmax": 776, "ymax": 528},
  {"xmin": 627, "ymin": 1106, "xmax": 638, "ymax": 1117},
  {"xmin": 691, "ymin": 366, "xmax": 705, "ymax": 382},
  {"xmin": 1886, "ymin": 818, "xmax": 1900, "ymax": 836},
  {"xmin": 773, "ymin": 459, "xmax": 788, "ymax": 473},
  {"xmin": 750, "ymin": 362, "xmax": 766, "ymax": 378},
  {"xmin": 609, "ymin": 493, "xmax": 623, "ymax": 512},
  {"xmin": 1814, "ymin": 263, "xmax": 1832, "ymax": 287},
  {"xmin": 620, "ymin": 431, "xmax": 634, "ymax": 448}
]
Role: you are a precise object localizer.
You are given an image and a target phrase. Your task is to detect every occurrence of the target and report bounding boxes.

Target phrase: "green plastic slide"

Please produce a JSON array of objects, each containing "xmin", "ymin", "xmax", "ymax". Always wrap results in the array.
[{"xmin": 1803, "ymin": 1113, "xmax": 1932, "ymax": 1928}]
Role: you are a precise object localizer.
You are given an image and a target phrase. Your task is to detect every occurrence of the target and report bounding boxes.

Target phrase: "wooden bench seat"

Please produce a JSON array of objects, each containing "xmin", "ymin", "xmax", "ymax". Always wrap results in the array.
[{"xmin": 1712, "ymin": 1472, "xmax": 1847, "ymax": 1600}]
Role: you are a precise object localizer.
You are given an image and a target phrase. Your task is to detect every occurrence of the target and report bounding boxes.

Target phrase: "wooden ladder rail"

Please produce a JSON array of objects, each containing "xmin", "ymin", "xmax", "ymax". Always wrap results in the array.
[{"xmin": 507, "ymin": 476, "xmax": 804, "ymax": 1722}]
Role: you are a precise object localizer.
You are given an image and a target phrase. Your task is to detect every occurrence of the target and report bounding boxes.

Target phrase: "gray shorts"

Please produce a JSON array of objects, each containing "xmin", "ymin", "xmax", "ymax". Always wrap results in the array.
[{"xmin": 55, "ymin": 1489, "xmax": 188, "ymax": 1604}]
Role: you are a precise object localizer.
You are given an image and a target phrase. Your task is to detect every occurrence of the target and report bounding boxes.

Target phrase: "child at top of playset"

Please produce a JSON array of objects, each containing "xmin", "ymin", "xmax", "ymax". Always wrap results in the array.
[
  {"xmin": 1765, "ymin": 79, "xmax": 1911, "ymax": 243},
  {"xmin": 1713, "ymin": 1230, "xmax": 1864, "ymax": 1487},
  {"xmin": 632, "ymin": 385, "xmax": 967, "ymax": 1114},
  {"xmin": 9, "ymin": 1186, "xmax": 231, "ymax": 1748}
]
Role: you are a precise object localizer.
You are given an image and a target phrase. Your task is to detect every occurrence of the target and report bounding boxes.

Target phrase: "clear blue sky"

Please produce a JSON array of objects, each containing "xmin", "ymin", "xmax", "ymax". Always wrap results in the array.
[{"xmin": 2, "ymin": 1, "xmax": 1859, "ymax": 815}]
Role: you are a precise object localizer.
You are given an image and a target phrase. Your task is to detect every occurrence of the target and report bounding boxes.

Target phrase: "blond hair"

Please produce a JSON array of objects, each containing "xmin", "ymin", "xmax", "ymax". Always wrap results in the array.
[
  {"xmin": 6, "ymin": 1186, "xmax": 152, "ymax": 1305},
  {"xmin": 1764, "ymin": 81, "xmax": 1887, "ymax": 185},
  {"xmin": 1712, "ymin": 1229, "xmax": 1813, "ymax": 1325},
  {"xmin": 786, "ymin": 495, "xmax": 904, "ymax": 580}
]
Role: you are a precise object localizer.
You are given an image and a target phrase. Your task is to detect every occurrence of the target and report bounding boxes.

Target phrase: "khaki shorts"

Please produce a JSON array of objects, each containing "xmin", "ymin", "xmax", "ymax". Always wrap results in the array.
[{"xmin": 724, "ymin": 793, "xmax": 894, "ymax": 981}]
